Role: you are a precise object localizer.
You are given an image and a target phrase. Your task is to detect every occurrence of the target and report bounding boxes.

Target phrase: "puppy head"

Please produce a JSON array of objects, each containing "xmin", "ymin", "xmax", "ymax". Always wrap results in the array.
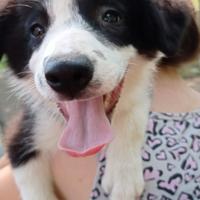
[{"xmin": 0, "ymin": 0, "xmax": 198, "ymax": 102}]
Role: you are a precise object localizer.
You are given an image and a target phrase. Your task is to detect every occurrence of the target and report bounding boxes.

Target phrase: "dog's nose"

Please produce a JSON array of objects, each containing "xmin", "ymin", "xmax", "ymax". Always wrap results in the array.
[{"xmin": 45, "ymin": 56, "xmax": 93, "ymax": 98}]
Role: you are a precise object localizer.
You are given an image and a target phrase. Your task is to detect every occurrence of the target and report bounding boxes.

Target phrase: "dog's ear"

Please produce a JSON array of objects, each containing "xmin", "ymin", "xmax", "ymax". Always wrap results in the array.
[
  {"xmin": 154, "ymin": 3, "xmax": 189, "ymax": 56},
  {"xmin": 127, "ymin": 0, "xmax": 199, "ymax": 63},
  {"xmin": 153, "ymin": 1, "xmax": 200, "ymax": 65}
]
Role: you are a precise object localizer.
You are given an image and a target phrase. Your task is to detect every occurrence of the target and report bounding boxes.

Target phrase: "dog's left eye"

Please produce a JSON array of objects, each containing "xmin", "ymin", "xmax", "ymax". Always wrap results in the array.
[{"xmin": 30, "ymin": 23, "xmax": 45, "ymax": 39}]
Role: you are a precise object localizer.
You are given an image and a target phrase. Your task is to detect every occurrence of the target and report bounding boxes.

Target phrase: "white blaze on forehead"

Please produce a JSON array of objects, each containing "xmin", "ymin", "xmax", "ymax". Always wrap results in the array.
[{"xmin": 44, "ymin": 0, "xmax": 76, "ymax": 24}]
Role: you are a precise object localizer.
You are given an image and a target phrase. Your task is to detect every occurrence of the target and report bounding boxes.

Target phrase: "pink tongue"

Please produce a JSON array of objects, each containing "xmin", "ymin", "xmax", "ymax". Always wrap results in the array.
[{"xmin": 58, "ymin": 97, "xmax": 113, "ymax": 157}]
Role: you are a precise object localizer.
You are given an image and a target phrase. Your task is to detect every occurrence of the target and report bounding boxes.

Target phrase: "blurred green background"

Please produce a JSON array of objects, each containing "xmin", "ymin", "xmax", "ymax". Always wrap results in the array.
[{"xmin": 0, "ymin": 57, "xmax": 6, "ymax": 71}]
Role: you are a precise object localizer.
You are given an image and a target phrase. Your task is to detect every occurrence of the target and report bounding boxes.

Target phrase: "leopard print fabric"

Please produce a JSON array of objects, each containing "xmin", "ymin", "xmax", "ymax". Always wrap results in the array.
[{"xmin": 91, "ymin": 111, "xmax": 200, "ymax": 200}]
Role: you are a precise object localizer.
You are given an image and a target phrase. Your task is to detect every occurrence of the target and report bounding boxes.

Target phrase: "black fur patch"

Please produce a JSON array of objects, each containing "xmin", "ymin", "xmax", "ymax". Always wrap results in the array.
[
  {"xmin": 78, "ymin": 0, "xmax": 188, "ymax": 55},
  {"xmin": 0, "ymin": 0, "xmax": 49, "ymax": 78},
  {"xmin": 8, "ymin": 109, "xmax": 39, "ymax": 168},
  {"xmin": 77, "ymin": 0, "xmax": 199, "ymax": 63}
]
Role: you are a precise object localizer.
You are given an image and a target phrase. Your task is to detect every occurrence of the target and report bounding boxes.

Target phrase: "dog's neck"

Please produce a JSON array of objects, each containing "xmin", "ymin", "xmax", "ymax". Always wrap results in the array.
[{"xmin": 151, "ymin": 67, "xmax": 200, "ymax": 113}]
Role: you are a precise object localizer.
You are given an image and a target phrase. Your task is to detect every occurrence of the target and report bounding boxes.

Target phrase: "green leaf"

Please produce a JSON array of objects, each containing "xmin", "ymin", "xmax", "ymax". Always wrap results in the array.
[{"xmin": 0, "ymin": 56, "xmax": 7, "ymax": 70}]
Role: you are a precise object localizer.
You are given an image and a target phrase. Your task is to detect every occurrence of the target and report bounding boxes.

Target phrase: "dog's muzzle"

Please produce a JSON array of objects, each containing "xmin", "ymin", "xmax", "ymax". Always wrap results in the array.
[{"xmin": 43, "ymin": 54, "xmax": 123, "ymax": 157}]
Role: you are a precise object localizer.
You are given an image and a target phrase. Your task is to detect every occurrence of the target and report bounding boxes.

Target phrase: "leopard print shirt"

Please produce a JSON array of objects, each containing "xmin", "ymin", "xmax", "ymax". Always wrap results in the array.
[{"xmin": 91, "ymin": 111, "xmax": 200, "ymax": 200}]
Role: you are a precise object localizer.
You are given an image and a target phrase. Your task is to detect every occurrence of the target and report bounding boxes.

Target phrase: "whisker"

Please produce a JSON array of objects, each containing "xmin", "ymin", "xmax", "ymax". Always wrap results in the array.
[
  {"xmin": 6, "ymin": 4, "xmax": 32, "ymax": 9},
  {"xmin": 15, "ymin": 70, "xmax": 33, "ymax": 77}
]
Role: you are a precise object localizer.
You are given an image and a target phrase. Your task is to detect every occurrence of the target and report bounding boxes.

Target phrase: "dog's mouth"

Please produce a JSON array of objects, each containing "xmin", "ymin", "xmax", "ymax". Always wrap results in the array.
[{"xmin": 57, "ymin": 82, "xmax": 123, "ymax": 157}]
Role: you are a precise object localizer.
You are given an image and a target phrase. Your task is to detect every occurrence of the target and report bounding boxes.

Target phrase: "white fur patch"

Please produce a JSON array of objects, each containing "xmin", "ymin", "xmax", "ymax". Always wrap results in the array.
[
  {"xmin": 14, "ymin": 155, "xmax": 58, "ymax": 200},
  {"xmin": 103, "ymin": 54, "xmax": 162, "ymax": 200}
]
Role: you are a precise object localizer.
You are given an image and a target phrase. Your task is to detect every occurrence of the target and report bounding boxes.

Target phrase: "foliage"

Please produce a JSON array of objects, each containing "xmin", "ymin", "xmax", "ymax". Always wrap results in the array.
[
  {"xmin": 181, "ymin": 61, "xmax": 200, "ymax": 79},
  {"xmin": 0, "ymin": 57, "xmax": 7, "ymax": 70}
]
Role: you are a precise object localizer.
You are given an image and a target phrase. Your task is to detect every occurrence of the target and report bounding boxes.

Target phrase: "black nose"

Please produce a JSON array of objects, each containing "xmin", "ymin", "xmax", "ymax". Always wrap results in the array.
[{"xmin": 45, "ymin": 56, "xmax": 94, "ymax": 98}]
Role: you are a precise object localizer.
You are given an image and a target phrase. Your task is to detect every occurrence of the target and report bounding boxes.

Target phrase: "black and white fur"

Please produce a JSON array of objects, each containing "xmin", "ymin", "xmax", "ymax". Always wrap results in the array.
[{"xmin": 0, "ymin": 0, "xmax": 199, "ymax": 199}]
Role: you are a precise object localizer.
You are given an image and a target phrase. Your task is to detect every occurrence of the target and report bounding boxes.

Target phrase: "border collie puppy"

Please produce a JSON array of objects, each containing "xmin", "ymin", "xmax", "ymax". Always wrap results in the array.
[{"xmin": 0, "ymin": 0, "xmax": 199, "ymax": 199}]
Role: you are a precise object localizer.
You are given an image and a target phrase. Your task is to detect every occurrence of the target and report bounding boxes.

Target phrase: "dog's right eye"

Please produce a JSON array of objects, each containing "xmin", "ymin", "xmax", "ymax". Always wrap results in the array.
[
  {"xmin": 97, "ymin": 6, "xmax": 125, "ymax": 33},
  {"xmin": 102, "ymin": 9, "xmax": 123, "ymax": 25},
  {"xmin": 30, "ymin": 23, "xmax": 45, "ymax": 39}
]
